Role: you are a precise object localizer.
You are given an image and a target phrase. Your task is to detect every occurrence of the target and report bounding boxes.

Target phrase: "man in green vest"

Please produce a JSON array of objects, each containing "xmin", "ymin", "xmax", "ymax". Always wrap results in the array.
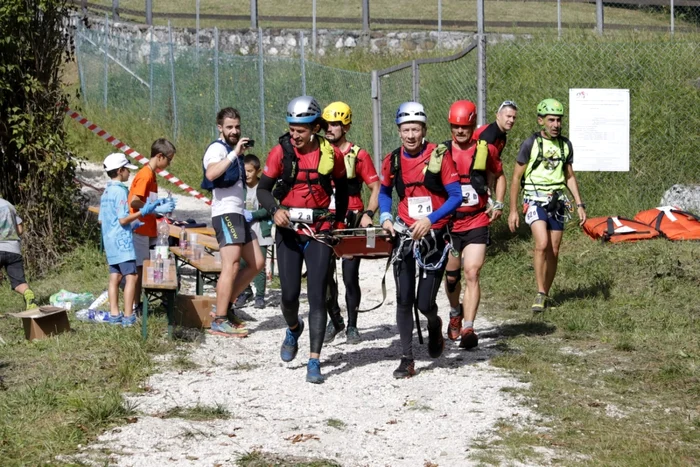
[{"xmin": 507, "ymin": 99, "xmax": 587, "ymax": 312}]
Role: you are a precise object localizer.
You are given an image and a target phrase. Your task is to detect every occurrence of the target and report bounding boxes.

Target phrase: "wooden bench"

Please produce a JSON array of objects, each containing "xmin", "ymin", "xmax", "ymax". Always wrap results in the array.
[
  {"xmin": 141, "ymin": 259, "xmax": 178, "ymax": 339},
  {"xmin": 170, "ymin": 246, "xmax": 221, "ymax": 295}
]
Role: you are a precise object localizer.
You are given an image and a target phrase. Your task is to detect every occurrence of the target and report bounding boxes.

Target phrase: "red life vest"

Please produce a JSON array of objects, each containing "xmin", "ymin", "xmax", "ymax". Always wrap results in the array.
[
  {"xmin": 634, "ymin": 207, "xmax": 700, "ymax": 241},
  {"xmin": 583, "ymin": 216, "xmax": 660, "ymax": 243}
]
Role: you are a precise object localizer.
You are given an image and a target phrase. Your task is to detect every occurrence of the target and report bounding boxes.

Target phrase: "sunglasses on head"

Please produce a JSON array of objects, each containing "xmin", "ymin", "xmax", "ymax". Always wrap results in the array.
[{"xmin": 498, "ymin": 100, "xmax": 518, "ymax": 112}]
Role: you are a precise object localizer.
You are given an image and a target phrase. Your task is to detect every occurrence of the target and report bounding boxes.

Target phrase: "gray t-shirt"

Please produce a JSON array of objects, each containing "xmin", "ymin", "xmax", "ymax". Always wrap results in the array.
[{"xmin": 0, "ymin": 198, "xmax": 22, "ymax": 254}]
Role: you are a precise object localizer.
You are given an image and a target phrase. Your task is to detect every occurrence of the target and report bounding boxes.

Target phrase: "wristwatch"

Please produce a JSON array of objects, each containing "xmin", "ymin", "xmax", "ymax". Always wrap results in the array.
[
  {"xmin": 269, "ymin": 205, "xmax": 279, "ymax": 216},
  {"xmin": 577, "ymin": 203, "xmax": 586, "ymax": 209},
  {"xmin": 363, "ymin": 210, "xmax": 375, "ymax": 218}
]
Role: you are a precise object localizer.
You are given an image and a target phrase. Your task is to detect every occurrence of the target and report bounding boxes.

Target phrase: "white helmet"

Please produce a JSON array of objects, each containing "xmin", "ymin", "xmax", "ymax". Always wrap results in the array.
[
  {"xmin": 286, "ymin": 96, "xmax": 322, "ymax": 124},
  {"xmin": 395, "ymin": 101, "xmax": 427, "ymax": 125}
]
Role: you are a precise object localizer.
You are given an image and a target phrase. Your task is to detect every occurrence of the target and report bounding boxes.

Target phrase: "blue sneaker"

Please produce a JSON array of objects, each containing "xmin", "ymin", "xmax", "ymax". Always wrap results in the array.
[
  {"xmin": 280, "ymin": 319, "xmax": 304, "ymax": 362},
  {"xmin": 121, "ymin": 314, "xmax": 137, "ymax": 328},
  {"xmin": 306, "ymin": 358, "xmax": 324, "ymax": 384},
  {"xmin": 109, "ymin": 313, "xmax": 123, "ymax": 325}
]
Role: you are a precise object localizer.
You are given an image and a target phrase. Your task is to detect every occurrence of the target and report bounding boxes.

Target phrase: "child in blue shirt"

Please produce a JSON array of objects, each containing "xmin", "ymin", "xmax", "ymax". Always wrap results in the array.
[{"xmin": 99, "ymin": 153, "xmax": 160, "ymax": 326}]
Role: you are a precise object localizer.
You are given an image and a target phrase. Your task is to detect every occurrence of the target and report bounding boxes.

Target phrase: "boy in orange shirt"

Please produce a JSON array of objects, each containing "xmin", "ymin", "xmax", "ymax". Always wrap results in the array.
[{"xmin": 129, "ymin": 138, "xmax": 177, "ymax": 309}]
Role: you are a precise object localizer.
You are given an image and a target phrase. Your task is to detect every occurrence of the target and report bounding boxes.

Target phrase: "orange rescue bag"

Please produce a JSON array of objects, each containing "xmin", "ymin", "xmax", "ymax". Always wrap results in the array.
[
  {"xmin": 583, "ymin": 216, "xmax": 660, "ymax": 243},
  {"xmin": 634, "ymin": 206, "xmax": 700, "ymax": 241}
]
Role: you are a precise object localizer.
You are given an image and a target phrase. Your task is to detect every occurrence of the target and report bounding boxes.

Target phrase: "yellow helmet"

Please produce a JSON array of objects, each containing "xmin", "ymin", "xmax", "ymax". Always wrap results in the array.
[{"xmin": 322, "ymin": 101, "xmax": 352, "ymax": 125}]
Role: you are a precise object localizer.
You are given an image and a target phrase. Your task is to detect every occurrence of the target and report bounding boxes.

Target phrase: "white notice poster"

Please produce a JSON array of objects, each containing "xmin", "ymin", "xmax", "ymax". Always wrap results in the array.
[{"xmin": 569, "ymin": 88, "xmax": 630, "ymax": 172}]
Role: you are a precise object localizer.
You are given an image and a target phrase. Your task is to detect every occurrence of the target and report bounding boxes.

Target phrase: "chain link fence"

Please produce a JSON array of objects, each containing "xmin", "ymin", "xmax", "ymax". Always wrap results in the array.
[{"xmin": 75, "ymin": 14, "xmax": 700, "ymax": 217}]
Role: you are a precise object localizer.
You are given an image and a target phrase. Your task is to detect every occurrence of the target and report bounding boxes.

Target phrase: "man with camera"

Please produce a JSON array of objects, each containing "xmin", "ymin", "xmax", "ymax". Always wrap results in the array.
[{"xmin": 202, "ymin": 107, "xmax": 265, "ymax": 337}]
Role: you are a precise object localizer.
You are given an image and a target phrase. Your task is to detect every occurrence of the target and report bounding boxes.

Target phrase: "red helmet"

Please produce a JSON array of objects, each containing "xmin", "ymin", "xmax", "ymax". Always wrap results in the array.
[{"xmin": 448, "ymin": 100, "xmax": 477, "ymax": 126}]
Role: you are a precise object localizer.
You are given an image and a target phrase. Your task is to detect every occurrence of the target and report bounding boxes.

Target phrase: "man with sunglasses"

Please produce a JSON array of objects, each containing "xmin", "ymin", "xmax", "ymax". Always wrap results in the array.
[{"xmin": 473, "ymin": 100, "xmax": 518, "ymax": 159}]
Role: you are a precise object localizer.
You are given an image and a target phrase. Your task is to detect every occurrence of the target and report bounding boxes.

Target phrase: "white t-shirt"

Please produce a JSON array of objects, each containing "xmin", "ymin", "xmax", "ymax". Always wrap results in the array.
[
  {"xmin": 245, "ymin": 184, "xmax": 273, "ymax": 247},
  {"xmin": 202, "ymin": 139, "xmax": 245, "ymax": 218}
]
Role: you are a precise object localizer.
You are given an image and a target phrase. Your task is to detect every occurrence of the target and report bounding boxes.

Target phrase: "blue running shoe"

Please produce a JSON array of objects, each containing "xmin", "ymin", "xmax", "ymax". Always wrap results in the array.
[
  {"xmin": 280, "ymin": 319, "xmax": 304, "ymax": 362},
  {"xmin": 121, "ymin": 314, "xmax": 137, "ymax": 328},
  {"xmin": 306, "ymin": 358, "xmax": 324, "ymax": 384},
  {"xmin": 109, "ymin": 313, "xmax": 123, "ymax": 325}
]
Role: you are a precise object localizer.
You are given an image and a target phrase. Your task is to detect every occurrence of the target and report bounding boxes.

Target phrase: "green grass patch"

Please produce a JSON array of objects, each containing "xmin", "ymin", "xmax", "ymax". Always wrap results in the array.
[
  {"xmin": 325, "ymin": 418, "xmax": 345, "ymax": 429},
  {"xmin": 237, "ymin": 449, "xmax": 341, "ymax": 467},
  {"xmin": 477, "ymin": 229, "xmax": 700, "ymax": 465},
  {"xmin": 0, "ymin": 243, "xmax": 178, "ymax": 466},
  {"xmin": 157, "ymin": 403, "xmax": 230, "ymax": 421}
]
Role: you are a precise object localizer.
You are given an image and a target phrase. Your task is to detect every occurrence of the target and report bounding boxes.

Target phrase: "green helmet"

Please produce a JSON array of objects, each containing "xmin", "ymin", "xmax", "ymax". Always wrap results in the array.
[{"xmin": 537, "ymin": 99, "xmax": 564, "ymax": 117}]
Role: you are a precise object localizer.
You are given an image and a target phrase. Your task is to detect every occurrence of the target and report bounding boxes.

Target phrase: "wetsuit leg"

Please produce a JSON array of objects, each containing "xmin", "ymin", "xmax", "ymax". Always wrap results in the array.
[
  {"xmin": 342, "ymin": 257, "xmax": 362, "ymax": 327},
  {"xmin": 393, "ymin": 240, "xmax": 417, "ymax": 359},
  {"xmin": 304, "ymin": 239, "xmax": 334, "ymax": 355},
  {"xmin": 326, "ymin": 257, "xmax": 344, "ymax": 329},
  {"xmin": 275, "ymin": 229, "xmax": 304, "ymax": 328}
]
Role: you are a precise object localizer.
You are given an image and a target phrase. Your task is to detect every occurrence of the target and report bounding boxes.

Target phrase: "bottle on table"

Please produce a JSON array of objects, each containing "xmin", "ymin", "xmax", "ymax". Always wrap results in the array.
[
  {"xmin": 155, "ymin": 218, "xmax": 170, "ymax": 260},
  {"xmin": 154, "ymin": 253, "xmax": 164, "ymax": 284}
]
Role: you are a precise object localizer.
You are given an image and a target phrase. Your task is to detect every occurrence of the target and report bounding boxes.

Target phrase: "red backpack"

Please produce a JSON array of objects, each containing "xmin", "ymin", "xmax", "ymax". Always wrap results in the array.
[
  {"xmin": 634, "ymin": 207, "xmax": 700, "ymax": 241},
  {"xmin": 583, "ymin": 216, "xmax": 660, "ymax": 243}
]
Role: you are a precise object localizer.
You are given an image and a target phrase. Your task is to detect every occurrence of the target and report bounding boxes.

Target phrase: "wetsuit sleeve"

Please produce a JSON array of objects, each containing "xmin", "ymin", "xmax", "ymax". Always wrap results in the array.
[
  {"xmin": 333, "ymin": 176, "xmax": 349, "ymax": 220},
  {"xmin": 257, "ymin": 174, "xmax": 278, "ymax": 214},
  {"xmin": 379, "ymin": 184, "xmax": 393, "ymax": 216},
  {"xmin": 427, "ymin": 181, "xmax": 461, "ymax": 224}
]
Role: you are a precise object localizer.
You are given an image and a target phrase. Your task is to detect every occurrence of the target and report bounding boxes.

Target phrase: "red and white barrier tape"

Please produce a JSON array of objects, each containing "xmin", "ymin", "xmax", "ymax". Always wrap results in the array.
[{"xmin": 65, "ymin": 108, "xmax": 212, "ymax": 206}]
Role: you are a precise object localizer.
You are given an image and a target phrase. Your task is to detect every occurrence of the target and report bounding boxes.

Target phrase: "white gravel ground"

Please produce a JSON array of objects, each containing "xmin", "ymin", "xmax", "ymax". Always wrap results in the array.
[{"xmin": 67, "ymin": 160, "xmax": 542, "ymax": 466}]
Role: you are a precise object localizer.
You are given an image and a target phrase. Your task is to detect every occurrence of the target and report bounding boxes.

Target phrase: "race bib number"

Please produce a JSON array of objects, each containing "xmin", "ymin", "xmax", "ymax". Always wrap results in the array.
[
  {"xmin": 525, "ymin": 205, "xmax": 540, "ymax": 225},
  {"xmin": 288, "ymin": 207, "xmax": 314, "ymax": 223},
  {"xmin": 408, "ymin": 196, "xmax": 433, "ymax": 220},
  {"xmin": 461, "ymin": 185, "xmax": 479, "ymax": 207}
]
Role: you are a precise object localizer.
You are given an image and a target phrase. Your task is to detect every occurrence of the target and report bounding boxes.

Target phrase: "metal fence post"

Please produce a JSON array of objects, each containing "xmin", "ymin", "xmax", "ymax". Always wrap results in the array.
[
  {"xmin": 557, "ymin": 0, "xmax": 562, "ymax": 39},
  {"xmin": 300, "ymin": 31, "xmax": 307, "ymax": 96},
  {"xmin": 670, "ymin": 0, "xmax": 675, "ymax": 35},
  {"xmin": 76, "ymin": 23, "xmax": 87, "ymax": 105},
  {"xmin": 411, "ymin": 60, "xmax": 419, "ymax": 102},
  {"xmin": 312, "ymin": 0, "xmax": 317, "ymax": 56},
  {"xmin": 168, "ymin": 20, "xmax": 178, "ymax": 140},
  {"xmin": 437, "ymin": 0, "xmax": 442, "ymax": 49},
  {"xmin": 476, "ymin": 0, "xmax": 486, "ymax": 126},
  {"xmin": 258, "ymin": 28, "xmax": 266, "ymax": 150},
  {"xmin": 250, "ymin": 0, "xmax": 258, "ymax": 29},
  {"xmin": 146, "ymin": 0, "xmax": 152, "ymax": 25},
  {"xmin": 596, "ymin": 0, "xmax": 604, "ymax": 35},
  {"xmin": 149, "ymin": 26, "xmax": 154, "ymax": 115},
  {"xmin": 112, "ymin": 0, "xmax": 119, "ymax": 21},
  {"xmin": 103, "ymin": 14, "xmax": 109, "ymax": 110},
  {"xmin": 196, "ymin": 0, "xmax": 200, "ymax": 61},
  {"xmin": 362, "ymin": 0, "xmax": 370, "ymax": 33},
  {"xmin": 214, "ymin": 27, "xmax": 220, "ymax": 118},
  {"xmin": 81, "ymin": 0, "xmax": 87, "ymax": 16},
  {"xmin": 371, "ymin": 70, "xmax": 382, "ymax": 170}
]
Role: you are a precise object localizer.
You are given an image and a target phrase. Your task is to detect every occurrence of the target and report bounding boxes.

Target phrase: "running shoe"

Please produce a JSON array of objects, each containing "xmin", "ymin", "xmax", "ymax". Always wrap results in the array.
[
  {"xmin": 545, "ymin": 295, "xmax": 558, "ymax": 310},
  {"xmin": 23, "ymin": 289, "xmax": 36, "ymax": 310},
  {"xmin": 532, "ymin": 292, "xmax": 547, "ymax": 313},
  {"xmin": 324, "ymin": 320, "xmax": 345, "ymax": 343},
  {"xmin": 345, "ymin": 326, "xmax": 361, "ymax": 344},
  {"xmin": 108, "ymin": 313, "xmax": 123, "ymax": 326},
  {"xmin": 392, "ymin": 357, "xmax": 416, "ymax": 379},
  {"xmin": 306, "ymin": 358, "xmax": 324, "ymax": 384},
  {"xmin": 121, "ymin": 314, "xmax": 137, "ymax": 328},
  {"xmin": 280, "ymin": 319, "xmax": 304, "ymax": 362},
  {"xmin": 234, "ymin": 290, "xmax": 253, "ymax": 308},
  {"xmin": 427, "ymin": 316, "xmax": 445, "ymax": 358},
  {"xmin": 254, "ymin": 297, "xmax": 265, "ymax": 309},
  {"xmin": 447, "ymin": 314, "xmax": 462, "ymax": 341},
  {"xmin": 225, "ymin": 309, "xmax": 247, "ymax": 328},
  {"xmin": 209, "ymin": 318, "xmax": 248, "ymax": 338},
  {"xmin": 459, "ymin": 327, "xmax": 479, "ymax": 350}
]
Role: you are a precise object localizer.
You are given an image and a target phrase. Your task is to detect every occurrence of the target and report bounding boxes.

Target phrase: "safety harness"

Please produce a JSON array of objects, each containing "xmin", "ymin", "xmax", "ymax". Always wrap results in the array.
[
  {"xmin": 345, "ymin": 144, "xmax": 363, "ymax": 196},
  {"xmin": 272, "ymin": 132, "xmax": 335, "ymax": 202},
  {"xmin": 388, "ymin": 142, "xmax": 445, "ymax": 199},
  {"xmin": 521, "ymin": 133, "xmax": 566, "ymax": 193},
  {"xmin": 443, "ymin": 139, "xmax": 489, "ymax": 220}
]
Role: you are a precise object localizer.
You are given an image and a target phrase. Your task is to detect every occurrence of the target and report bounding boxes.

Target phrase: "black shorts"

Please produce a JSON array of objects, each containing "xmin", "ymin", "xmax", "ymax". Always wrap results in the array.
[
  {"xmin": 0, "ymin": 251, "xmax": 27, "ymax": 289},
  {"xmin": 450, "ymin": 226, "xmax": 489, "ymax": 254},
  {"xmin": 213, "ymin": 213, "xmax": 254, "ymax": 248}
]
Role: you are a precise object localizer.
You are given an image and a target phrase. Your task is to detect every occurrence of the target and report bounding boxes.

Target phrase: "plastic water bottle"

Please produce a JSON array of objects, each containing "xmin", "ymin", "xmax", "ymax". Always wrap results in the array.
[
  {"xmin": 179, "ymin": 227, "xmax": 188, "ymax": 251},
  {"xmin": 154, "ymin": 254, "xmax": 164, "ymax": 284},
  {"xmin": 155, "ymin": 218, "xmax": 170, "ymax": 260}
]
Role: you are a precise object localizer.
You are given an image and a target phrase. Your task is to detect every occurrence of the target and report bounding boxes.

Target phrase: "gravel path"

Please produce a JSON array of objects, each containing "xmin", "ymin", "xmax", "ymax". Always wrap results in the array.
[{"xmin": 68, "ymin": 160, "xmax": 539, "ymax": 466}]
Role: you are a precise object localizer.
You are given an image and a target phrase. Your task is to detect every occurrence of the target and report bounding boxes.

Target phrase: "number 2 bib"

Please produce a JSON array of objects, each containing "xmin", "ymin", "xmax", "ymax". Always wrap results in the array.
[
  {"xmin": 408, "ymin": 196, "xmax": 433, "ymax": 219},
  {"xmin": 461, "ymin": 185, "xmax": 479, "ymax": 207},
  {"xmin": 288, "ymin": 207, "xmax": 314, "ymax": 223}
]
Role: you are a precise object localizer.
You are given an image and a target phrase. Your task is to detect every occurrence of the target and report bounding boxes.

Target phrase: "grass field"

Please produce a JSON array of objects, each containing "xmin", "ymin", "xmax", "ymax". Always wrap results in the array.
[{"xmin": 82, "ymin": 0, "xmax": 696, "ymax": 32}]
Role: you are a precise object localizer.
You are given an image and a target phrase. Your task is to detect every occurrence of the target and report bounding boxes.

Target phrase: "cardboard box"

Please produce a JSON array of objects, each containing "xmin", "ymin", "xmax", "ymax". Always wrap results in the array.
[
  {"xmin": 11, "ymin": 306, "xmax": 71, "ymax": 341},
  {"xmin": 174, "ymin": 295, "xmax": 216, "ymax": 329}
]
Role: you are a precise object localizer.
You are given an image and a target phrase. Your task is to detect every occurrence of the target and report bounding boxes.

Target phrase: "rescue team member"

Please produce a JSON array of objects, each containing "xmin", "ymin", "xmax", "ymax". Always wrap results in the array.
[
  {"xmin": 203, "ymin": 107, "xmax": 265, "ymax": 336},
  {"xmin": 441, "ymin": 101, "xmax": 506, "ymax": 350},
  {"xmin": 257, "ymin": 96, "xmax": 349, "ymax": 384},
  {"xmin": 322, "ymin": 101, "xmax": 380, "ymax": 345},
  {"xmin": 379, "ymin": 102, "xmax": 462, "ymax": 379},
  {"xmin": 508, "ymin": 99, "xmax": 586, "ymax": 312},
  {"xmin": 472, "ymin": 99, "xmax": 518, "ymax": 158}
]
